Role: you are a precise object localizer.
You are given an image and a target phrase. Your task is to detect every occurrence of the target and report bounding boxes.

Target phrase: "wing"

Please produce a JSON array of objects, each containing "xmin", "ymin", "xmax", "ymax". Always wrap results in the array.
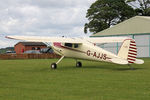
[
  {"xmin": 85, "ymin": 37, "xmax": 131, "ymax": 44},
  {"xmin": 6, "ymin": 36, "xmax": 82, "ymax": 44},
  {"xmin": 6, "ymin": 35, "xmax": 131, "ymax": 44}
]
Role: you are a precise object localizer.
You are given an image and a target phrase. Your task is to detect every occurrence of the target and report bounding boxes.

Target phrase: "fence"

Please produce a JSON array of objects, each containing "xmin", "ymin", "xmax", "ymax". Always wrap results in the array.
[{"xmin": 0, "ymin": 53, "xmax": 60, "ymax": 60}]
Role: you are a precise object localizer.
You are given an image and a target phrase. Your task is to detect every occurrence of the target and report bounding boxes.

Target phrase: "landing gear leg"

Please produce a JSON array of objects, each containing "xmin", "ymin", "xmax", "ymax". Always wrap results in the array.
[
  {"xmin": 76, "ymin": 60, "xmax": 82, "ymax": 68},
  {"xmin": 51, "ymin": 56, "xmax": 64, "ymax": 69}
]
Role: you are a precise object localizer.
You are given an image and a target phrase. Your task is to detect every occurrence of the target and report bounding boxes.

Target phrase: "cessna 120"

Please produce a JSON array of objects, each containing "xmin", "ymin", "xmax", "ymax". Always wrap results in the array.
[{"xmin": 6, "ymin": 36, "xmax": 144, "ymax": 69}]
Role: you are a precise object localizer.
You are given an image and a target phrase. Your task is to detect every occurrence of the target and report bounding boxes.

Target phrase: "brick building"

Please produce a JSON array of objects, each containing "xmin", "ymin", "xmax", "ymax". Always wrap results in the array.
[{"xmin": 15, "ymin": 42, "xmax": 47, "ymax": 54}]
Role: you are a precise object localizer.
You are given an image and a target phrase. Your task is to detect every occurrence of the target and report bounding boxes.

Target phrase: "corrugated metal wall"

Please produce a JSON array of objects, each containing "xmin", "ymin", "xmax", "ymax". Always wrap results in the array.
[{"xmin": 100, "ymin": 35, "xmax": 150, "ymax": 57}]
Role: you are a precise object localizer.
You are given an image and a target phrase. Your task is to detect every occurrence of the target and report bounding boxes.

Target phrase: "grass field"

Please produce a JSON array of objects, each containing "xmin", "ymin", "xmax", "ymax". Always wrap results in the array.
[{"xmin": 0, "ymin": 58, "xmax": 150, "ymax": 100}]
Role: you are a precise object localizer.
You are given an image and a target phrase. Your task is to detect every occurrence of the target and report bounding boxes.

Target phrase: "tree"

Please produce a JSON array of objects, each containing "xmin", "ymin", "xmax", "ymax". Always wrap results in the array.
[
  {"xmin": 84, "ymin": 0, "xmax": 136, "ymax": 34},
  {"xmin": 126, "ymin": 0, "xmax": 150, "ymax": 15}
]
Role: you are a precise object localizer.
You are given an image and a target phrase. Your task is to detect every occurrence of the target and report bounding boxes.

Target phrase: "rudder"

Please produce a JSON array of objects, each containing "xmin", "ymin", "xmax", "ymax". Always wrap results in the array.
[{"xmin": 117, "ymin": 39, "xmax": 137, "ymax": 64}]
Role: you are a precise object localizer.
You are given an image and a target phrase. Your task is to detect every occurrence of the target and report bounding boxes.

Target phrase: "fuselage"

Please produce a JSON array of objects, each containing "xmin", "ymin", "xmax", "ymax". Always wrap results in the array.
[{"xmin": 51, "ymin": 41, "xmax": 118, "ymax": 63}]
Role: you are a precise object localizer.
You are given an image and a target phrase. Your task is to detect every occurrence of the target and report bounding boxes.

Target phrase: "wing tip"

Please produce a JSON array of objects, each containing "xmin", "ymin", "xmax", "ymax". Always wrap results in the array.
[
  {"xmin": 134, "ymin": 59, "xmax": 144, "ymax": 64},
  {"xmin": 5, "ymin": 36, "xmax": 14, "ymax": 39}
]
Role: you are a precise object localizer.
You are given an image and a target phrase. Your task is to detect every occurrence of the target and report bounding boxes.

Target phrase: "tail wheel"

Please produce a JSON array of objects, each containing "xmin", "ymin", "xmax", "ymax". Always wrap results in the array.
[
  {"xmin": 51, "ymin": 63, "xmax": 57, "ymax": 69},
  {"xmin": 76, "ymin": 61, "xmax": 82, "ymax": 67}
]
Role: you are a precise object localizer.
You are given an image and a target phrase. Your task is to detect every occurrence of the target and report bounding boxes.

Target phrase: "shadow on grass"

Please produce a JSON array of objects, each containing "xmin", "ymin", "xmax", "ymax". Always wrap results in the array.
[
  {"xmin": 113, "ymin": 67, "xmax": 145, "ymax": 71},
  {"xmin": 26, "ymin": 66, "xmax": 145, "ymax": 73},
  {"xmin": 37, "ymin": 59, "xmax": 146, "ymax": 71},
  {"xmin": 58, "ymin": 64, "xmax": 145, "ymax": 71},
  {"xmin": 35, "ymin": 62, "xmax": 146, "ymax": 72},
  {"xmin": 84, "ymin": 65, "xmax": 145, "ymax": 71}
]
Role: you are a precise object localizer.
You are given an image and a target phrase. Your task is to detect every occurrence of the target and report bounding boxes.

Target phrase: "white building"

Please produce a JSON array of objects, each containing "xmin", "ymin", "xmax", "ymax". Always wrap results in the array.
[{"xmin": 91, "ymin": 16, "xmax": 150, "ymax": 57}]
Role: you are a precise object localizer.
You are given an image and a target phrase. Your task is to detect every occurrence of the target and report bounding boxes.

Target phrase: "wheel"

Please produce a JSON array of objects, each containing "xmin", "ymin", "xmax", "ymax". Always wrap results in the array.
[
  {"xmin": 76, "ymin": 61, "xmax": 82, "ymax": 67},
  {"xmin": 51, "ymin": 63, "xmax": 57, "ymax": 69}
]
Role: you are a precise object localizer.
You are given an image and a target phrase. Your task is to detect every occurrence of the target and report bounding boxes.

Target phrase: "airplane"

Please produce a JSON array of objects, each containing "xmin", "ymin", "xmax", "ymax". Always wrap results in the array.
[{"xmin": 6, "ymin": 36, "xmax": 144, "ymax": 69}]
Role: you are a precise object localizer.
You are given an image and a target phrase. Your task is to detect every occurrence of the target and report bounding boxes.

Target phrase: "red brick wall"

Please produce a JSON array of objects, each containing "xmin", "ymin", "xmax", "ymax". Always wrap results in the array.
[
  {"xmin": 24, "ymin": 46, "xmax": 46, "ymax": 51},
  {"xmin": 15, "ymin": 43, "xmax": 25, "ymax": 54}
]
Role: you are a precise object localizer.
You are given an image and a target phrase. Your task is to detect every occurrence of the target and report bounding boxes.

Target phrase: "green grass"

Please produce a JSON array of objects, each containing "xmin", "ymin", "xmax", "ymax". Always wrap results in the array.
[{"xmin": 0, "ymin": 58, "xmax": 150, "ymax": 100}]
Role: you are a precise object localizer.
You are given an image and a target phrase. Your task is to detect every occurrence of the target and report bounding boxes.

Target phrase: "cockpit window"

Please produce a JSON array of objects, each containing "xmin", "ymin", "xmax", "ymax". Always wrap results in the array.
[
  {"xmin": 64, "ymin": 43, "xmax": 72, "ymax": 47},
  {"xmin": 74, "ymin": 44, "xmax": 79, "ymax": 48}
]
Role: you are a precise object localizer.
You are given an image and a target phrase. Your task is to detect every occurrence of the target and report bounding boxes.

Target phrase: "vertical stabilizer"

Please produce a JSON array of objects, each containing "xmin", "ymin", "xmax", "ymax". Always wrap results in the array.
[{"xmin": 117, "ymin": 39, "xmax": 137, "ymax": 64}]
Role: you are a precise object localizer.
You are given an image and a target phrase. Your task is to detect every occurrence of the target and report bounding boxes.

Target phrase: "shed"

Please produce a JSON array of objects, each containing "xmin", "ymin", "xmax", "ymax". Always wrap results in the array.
[{"xmin": 15, "ymin": 42, "xmax": 47, "ymax": 54}]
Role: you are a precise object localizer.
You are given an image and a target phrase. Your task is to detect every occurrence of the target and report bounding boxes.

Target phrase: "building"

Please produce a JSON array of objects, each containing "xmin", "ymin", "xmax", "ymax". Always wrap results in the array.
[
  {"xmin": 91, "ymin": 16, "xmax": 150, "ymax": 57},
  {"xmin": 15, "ymin": 42, "xmax": 47, "ymax": 54}
]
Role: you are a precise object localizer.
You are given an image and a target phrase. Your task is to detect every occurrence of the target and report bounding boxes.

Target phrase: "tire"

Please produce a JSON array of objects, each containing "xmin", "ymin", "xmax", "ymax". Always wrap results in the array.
[
  {"xmin": 51, "ymin": 63, "xmax": 57, "ymax": 69},
  {"xmin": 76, "ymin": 61, "xmax": 82, "ymax": 67}
]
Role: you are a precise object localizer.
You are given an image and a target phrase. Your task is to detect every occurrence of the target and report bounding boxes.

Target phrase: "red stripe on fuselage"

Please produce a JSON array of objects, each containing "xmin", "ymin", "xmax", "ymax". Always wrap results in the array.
[
  {"xmin": 53, "ymin": 42, "xmax": 61, "ymax": 47},
  {"xmin": 53, "ymin": 43, "xmax": 86, "ymax": 54},
  {"xmin": 60, "ymin": 46, "xmax": 86, "ymax": 53}
]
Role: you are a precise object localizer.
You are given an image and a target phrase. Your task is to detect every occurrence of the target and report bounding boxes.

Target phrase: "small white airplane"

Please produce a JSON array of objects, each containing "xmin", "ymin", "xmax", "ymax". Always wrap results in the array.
[{"xmin": 6, "ymin": 36, "xmax": 144, "ymax": 69}]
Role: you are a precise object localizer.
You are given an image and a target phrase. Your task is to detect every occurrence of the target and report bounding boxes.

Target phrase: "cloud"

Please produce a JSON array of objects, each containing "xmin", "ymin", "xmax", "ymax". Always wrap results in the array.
[{"xmin": 0, "ymin": 0, "xmax": 96, "ymax": 48}]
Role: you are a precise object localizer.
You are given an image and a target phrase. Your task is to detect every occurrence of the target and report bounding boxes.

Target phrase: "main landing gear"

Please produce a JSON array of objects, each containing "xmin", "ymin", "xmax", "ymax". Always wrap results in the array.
[
  {"xmin": 51, "ymin": 56, "xmax": 82, "ymax": 69},
  {"xmin": 51, "ymin": 56, "xmax": 64, "ymax": 69},
  {"xmin": 76, "ymin": 61, "xmax": 82, "ymax": 67}
]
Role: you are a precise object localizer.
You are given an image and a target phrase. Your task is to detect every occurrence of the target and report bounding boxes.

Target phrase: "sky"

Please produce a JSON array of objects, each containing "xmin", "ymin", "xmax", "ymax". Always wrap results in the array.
[{"xmin": 0, "ymin": 0, "xmax": 96, "ymax": 48}]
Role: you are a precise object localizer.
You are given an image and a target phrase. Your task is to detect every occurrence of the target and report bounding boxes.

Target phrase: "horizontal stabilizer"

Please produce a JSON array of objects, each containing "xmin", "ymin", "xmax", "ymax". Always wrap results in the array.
[
  {"xmin": 134, "ymin": 59, "xmax": 144, "ymax": 64},
  {"xmin": 110, "ymin": 58, "xmax": 128, "ymax": 65}
]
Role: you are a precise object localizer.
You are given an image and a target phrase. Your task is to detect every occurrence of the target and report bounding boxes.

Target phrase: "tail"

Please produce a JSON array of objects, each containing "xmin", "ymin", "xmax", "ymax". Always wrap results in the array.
[{"xmin": 117, "ymin": 39, "xmax": 137, "ymax": 64}]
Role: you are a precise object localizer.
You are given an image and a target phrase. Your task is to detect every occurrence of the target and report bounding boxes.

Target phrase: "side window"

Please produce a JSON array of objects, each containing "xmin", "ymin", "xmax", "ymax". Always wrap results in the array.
[
  {"xmin": 74, "ymin": 44, "xmax": 79, "ymax": 48},
  {"xmin": 65, "ymin": 43, "xmax": 72, "ymax": 48}
]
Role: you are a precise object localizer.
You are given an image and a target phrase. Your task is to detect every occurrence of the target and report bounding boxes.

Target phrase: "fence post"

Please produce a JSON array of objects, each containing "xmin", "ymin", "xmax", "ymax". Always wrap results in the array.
[
  {"xmin": 116, "ymin": 42, "xmax": 118, "ymax": 54},
  {"xmin": 132, "ymin": 35, "xmax": 135, "ymax": 39}
]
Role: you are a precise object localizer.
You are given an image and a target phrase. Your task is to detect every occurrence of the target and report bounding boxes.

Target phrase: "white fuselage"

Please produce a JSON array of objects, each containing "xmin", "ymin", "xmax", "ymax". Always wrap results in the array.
[{"xmin": 51, "ymin": 41, "xmax": 118, "ymax": 63}]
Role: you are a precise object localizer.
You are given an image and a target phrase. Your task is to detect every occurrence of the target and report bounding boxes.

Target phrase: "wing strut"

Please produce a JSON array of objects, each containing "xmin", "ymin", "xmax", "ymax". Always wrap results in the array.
[{"xmin": 56, "ymin": 56, "xmax": 64, "ymax": 64}]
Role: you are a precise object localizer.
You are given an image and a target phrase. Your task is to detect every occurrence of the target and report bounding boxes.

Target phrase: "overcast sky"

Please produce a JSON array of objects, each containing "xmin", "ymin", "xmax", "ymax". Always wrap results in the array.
[{"xmin": 0, "ymin": 0, "xmax": 96, "ymax": 48}]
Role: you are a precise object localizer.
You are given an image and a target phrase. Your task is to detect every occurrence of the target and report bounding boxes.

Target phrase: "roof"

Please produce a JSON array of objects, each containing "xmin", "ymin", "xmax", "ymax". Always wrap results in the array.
[
  {"xmin": 16, "ymin": 42, "xmax": 46, "ymax": 46},
  {"xmin": 91, "ymin": 16, "xmax": 150, "ymax": 37}
]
